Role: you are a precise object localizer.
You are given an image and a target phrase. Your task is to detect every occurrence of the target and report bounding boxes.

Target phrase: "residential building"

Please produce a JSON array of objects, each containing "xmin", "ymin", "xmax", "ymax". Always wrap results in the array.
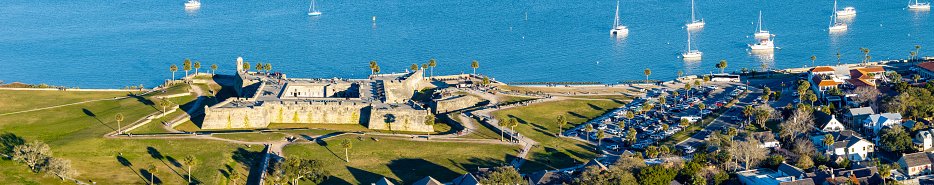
[
  {"xmin": 916, "ymin": 61, "xmax": 934, "ymax": 79},
  {"xmin": 812, "ymin": 131, "xmax": 874, "ymax": 161},
  {"xmin": 844, "ymin": 107, "xmax": 874, "ymax": 130},
  {"xmin": 847, "ymin": 67, "xmax": 886, "ymax": 87},
  {"xmin": 527, "ymin": 170, "xmax": 572, "ymax": 185},
  {"xmin": 412, "ymin": 176, "xmax": 443, "ymax": 185},
  {"xmin": 752, "ymin": 131, "xmax": 781, "ymax": 148},
  {"xmin": 810, "ymin": 166, "xmax": 882, "ymax": 185},
  {"xmin": 373, "ymin": 177, "xmax": 395, "ymax": 185},
  {"xmin": 813, "ymin": 111, "xmax": 845, "ymax": 133},
  {"xmin": 452, "ymin": 173, "xmax": 481, "ymax": 185},
  {"xmin": 863, "ymin": 113, "xmax": 902, "ymax": 135},
  {"xmin": 914, "ymin": 129, "xmax": 933, "ymax": 151},
  {"xmin": 808, "ymin": 67, "xmax": 843, "ymax": 99},
  {"xmin": 736, "ymin": 166, "xmax": 814, "ymax": 185},
  {"xmin": 898, "ymin": 152, "xmax": 933, "ymax": 177}
]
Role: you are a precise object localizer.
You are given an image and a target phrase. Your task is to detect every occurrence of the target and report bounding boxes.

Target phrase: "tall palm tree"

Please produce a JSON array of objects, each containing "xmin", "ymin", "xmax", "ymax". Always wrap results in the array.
[
  {"xmin": 147, "ymin": 164, "xmax": 158, "ymax": 185},
  {"xmin": 718, "ymin": 60, "xmax": 728, "ymax": 73},
  {"xmin": 761, "ymin": 64, "xmax": 768, "ymax": 73},
  {"xmin": 911, "ymin": 51, "xmax": 917, "ymax": 63},
  {"xmin": 860, "ymin": 47, "xmax": 870, "ymax": 64},
  {"xmin": 255, "ymin": 63, "xmax": 263, "ymax": 74},
  {"xmin": 410, "ymin": 64, "xmax": 418, "ymax": 71},
  {"xmin": 917, "ymin": 45, "xmax": 922, "ymax": 59},
  {"xmin": 421, "ymin": 64, "xmax": 429, "ymax": 77},
  {"xmin": 183, "ymin": 59, "xmax": 192, "ymax": 77},
  {"xmin": 264, "ymin": 63, "xmax": 272, "ymax": 74},
  {"xmin": 183, "ymin": 155, "xmax": 197, "ymax": 183},
  {"xmin": 425, "ymin": 114, "xmax": 435, "ymax": 139},
  {"xmin": 836, "ymin": 53, "xmax": 841, "ymax": 65},
  {"xmin": 115, "ymin": 113, "xmax": 124, "ymax": 134},
  {"xmin": 498, "ymin": 119, "xmax": 508, "ymax": 141},
  {"xmin": 584, "ymin": 124, "xmax": 594, "ymax": 142},
  {"xmin": 508, "ymin": 118, "xmax": 519, "ymax": 134},
  {"xmin": 160, "ymin": 98, "xmax": 171, "ymax": 117},
  {"xmin": 471, "ymin": 61, "xmax": 479, "ymax": 75},
  {"xmin": 373, "ymin": 66, "xmax": 380, "ymax": 75},
  {"xmin": 340, "ymin": 139, "xmax": 353, "ymax": 162},
  {"xmin": 193, "ymin": 61, "xmax": 201, "ymax": 74},
  {"xmin": 229, "ymin": 170, "xmax": 241, "ymax": 185},
  {"xmin": 644, "ymin": 69, "xmax": 651, "ymax": 82},
  {"xmin": 211, "ymin": 64, "xmax": 217, "ymax": 75},
  {"xmin": 678, "ymin": 71, "xmax": 684, "ymax": 78},
  {"xmin": 170, "ymin": 65, "xmax": 178, "ymax": 80},
  {"xmin": 369, "ymin": 61, "xmax": 378, "ymax": 75},
  {"xmin": 428, "ymin": 59, "xmax": 437, "ymax": 77},
  {"xmin": 596, "ymin": 130, "xmax": 605, "ymax": 147},
  {"xmin": 556, "ymin": 115, "xmax": 567, "ymax": 136},
  {"xmin": 810, "ymin": 56, "xmax": 816, "ymax": 67}
]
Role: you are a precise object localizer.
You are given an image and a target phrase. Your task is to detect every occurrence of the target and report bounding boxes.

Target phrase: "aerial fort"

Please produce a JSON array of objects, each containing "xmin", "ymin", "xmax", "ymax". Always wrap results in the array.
[{"xmin": 201, "ymin": 58, "xmax": 433, "ymax": 132}]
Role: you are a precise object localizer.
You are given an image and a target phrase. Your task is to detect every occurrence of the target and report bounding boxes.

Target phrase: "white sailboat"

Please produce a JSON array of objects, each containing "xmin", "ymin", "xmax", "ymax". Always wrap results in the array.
[
  {"xmin": 749, "ymin": 38, "xmax": 775, "ymax": 50},
  {"xmin": 308, "ymin": 0, "xmax": 322, "ymax": 16},
  {"xmin": 610, "ymin": 1, "xmax": 628, "ymax": 36},
  {"xmin": 185, "ymin": 0, "xmax": 200, "ymax": 7},
  {"xmin": 909, "ymin": 0, "xmax": 931, "ymax": 9},
  {"xmin": 685, "ymin": 0, "xmax": 705, "ymax": 28},
  {"xmin": 836, "ymin": 7, "xmax": 856, "ymax": 16},
  {"xmin": 754, "ymin": 11, "xmax": 770, "ymax": 38},
  {"xmin": 829, "ymin": 1, "xmax": 847, "ymax": 31},
  {"xmin": 682, "ymin": 31, "xmax": 702, "ymax": 58}
]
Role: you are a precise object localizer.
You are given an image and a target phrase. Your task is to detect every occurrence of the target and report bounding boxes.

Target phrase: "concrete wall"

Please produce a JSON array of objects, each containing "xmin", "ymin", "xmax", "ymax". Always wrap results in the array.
[
  {"xmin": 432, "ymin": 95, "xmax": 482, "ymax": 114},
  {"xmin": 367, "ymin": 107, "xmax": 432, "ymax": 132}
]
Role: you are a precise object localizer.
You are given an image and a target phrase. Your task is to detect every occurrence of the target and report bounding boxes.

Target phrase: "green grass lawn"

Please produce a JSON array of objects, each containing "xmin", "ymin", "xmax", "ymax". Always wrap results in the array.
[
  {"xmin": 283, "ymin": 135, "xmax": 519, "ymax": 185},
  {"xmin": 213, "ymin": 132, "xmax": 288, "ymax": 142},
  {"xmin": 0, "ymin": 90, "xmax": 263, "ymax": 184},
  {"xmin": 129, "ymin": 108, "xmax": 187, "ymax": 134},
  {"xmin": 491, "ymin": 99, "xmax": 628, "ymax": 173},
  {"xmin": 0, "ymin": 89, "xmax": 129, "ymax": 113},
  {"xmin": 498, "ymin": 95, "xmax": 539, "ymax": 105},
  {"xmin": 458, "ymin": 113, "xmax": 504, "ymax": 140},
  {"xmin": 159, "ymin": 83, "xmax": 191, "ymax": 95}
]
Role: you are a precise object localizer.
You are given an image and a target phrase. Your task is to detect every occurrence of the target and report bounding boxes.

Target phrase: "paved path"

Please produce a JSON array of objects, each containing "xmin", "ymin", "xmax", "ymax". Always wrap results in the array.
[{"xmin": 163, "ymin": 83, "xmax": 206, "ymax": 133}]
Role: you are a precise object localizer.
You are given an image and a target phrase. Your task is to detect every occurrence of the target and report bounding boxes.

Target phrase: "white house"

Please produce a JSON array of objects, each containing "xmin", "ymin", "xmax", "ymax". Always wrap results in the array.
[
  {"xmin": 863, "ymin": 113, "xmax": 903, "ymax": 135},
  {"xmin": 915, "ymin": 130, "xmax": 934, "ymax": 151},
  {"xmin": 814, "ymin": 111, "xmax": 845, "ymax": 133},
  {"xmin": 753, "ymin": 132, "xmax": 781, "ymax": 148},
  {"xmin": 813, "ymin": 131, "xmax": 875, "ymax": 161}
]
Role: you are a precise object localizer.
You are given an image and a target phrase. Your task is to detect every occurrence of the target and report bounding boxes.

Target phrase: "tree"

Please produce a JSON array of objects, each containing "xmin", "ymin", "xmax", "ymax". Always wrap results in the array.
[
  {"xmin": 160, "ymin": 98, "xmax": 171, "ymax": 117},
  {"xmin": 742, "ymin": 67, "xmax": 749, "ymax": 74},
  {"xmin": 170, "ymin": 65, "xmax": 178, "ymax": 80},
  {"xmin": 860, "ymin": 47, "xmax": 870, "ymax": 64},
  {"xmin": 148, "ymin": 163, "xmax": 159, "ymax": 185},
  {"xmin": 585, "ymin": 124, "xmax": 594, "ymax": 142},
  {"xmin": 914, "ymin": 74, "xmax": 922, "ymax": 82},
  {"xmin": 425, "ymin": 114, "xmax": 435, "ymax": 139},
  {"xmin": 508, "ymin": 118, "xmax": 519, "ymax": 134},
  {"xmin": 45, "ymin": 157, "xmax": 75, "ymax": 181},
  {"xmin": 193, "ymin": 61, "xmax": 201, "ymax": 74},
  {"xmin": 684, "ymin": 83, "xmax": 692, "ymax": 96},
  {"xmin": 498, "ymin": 119, "xmax": 508, "ymax": 141},
  {"xmin": 211, "ymin": 64, "xmax": 217, "ymax": 75},
  {"xmin": 229, "ymin": 169, "xmax": 241, "ymax": 185},
  {"xmin": 880, "ymin": 126, "xmax": 914, "ymax": 153},
  {"xmin": 410, "ymin": 64, "xmax": 418, "ymax": 71},
  {"xmin": 264, "ymin": 63, "xmax": 272, "ymax": 74},
  {"xmin": 471, "ymin": 61, "xmax": 479, "ymax": 74},
  {"xmin": 340, "ymin": 139, "xmax": 352, "ymax": 162},
  {"xmin": 115, "ymin": 113, "xmax": 124, "ymax": 134},
  {"xmin": 636, "ymin": 165, "xmax": 677, "ymax": 185},
  {"xmin": 718, "ymin": 60, "xmax": 727, "ymax": 73},
  {"xmin": 703, "ymin": 76, "xmax": 710, "ymax": 85},
  {"xmin": 836, "ymin": 53, "xmax": 842, "ymax": 65},
  {"xmin": 12, "ymin": 140, "xmax": 51, "ymax": 172},
  {"xmin": 183, "ymin": 59, "xmax": 192, "ymax": 77},
  {"xmin": 689, "ymin": 174, "xmax": 706, "ymax": 185},
  {"xmin": 644, "ymin": 69, "xmax": 651, "ymax": 82},
  {"xmin": 0, "ymin": 133, "xmax": 25, "ymax": 156},
  {"xmin": 796, "ymin": 154, "xmax": 814, "ymax": 170},
  {"xmin": 822, "ymin": 134, "xmax": 835, "ymax": 153},
  {"xmin": 597, "ymin": 130, "xmax": 605, "ymax": 147},
  {"xmin": 428, "ymin": 59, "xmax": 437, "ymax": 77},
  {"xmin": 698, "ymin": 103, "xmax": 706, "ymax": 111},
  {"xmin": 912, "ymin": 51, "xmax": 917, "ymax": 62},
  {"xmin": 556, "ymin": 115, "xmax": 568, "ymax": 136},
  {"xmin": 811, "ymin": 55, "xmax": 816, "ymax": 67},
  {"xmin": 482, "ymin": 76, "xmax": 490, "ymax": 85},
  {"xmin": 421, "ymin": 63, "xmax": 429, "ymax": 77},
  {"xmin": 242, "ymin": 62, "xmax": 250, "ymax": 72},
  {"xmin": 680, "ymin": 118, "xmax": 689, "ymax": 128},
  {"xmin": 678, "ymin": 71, "xmax": 684, "ymax": 78},
  {"xmin": 627, "ymin": 128, "xmax": 637, "ymax": 145},
  {"xmin": 917, "ymin": 45, "xmax": 922, "ymax": 60},
  {"xmin": 477, "ymin": 166, "xmax": 523, "ymax": 184},
  {"xmin": 728, "ymin": 127, "xmax": 737, "ymax": 147},
  {"xmin": 694, "ymin": 80, "xmax": 700, "ymax": 87},
  {"xmin": 184, "ymin": 155, "xmax": 197, "ymax": 183},
  {"xmin": 780, "ymin": 108, "xmax": 813, "ymax": 140},
  {"xmin": 734, "ymin": 135, "xmax": 768, "ymax": 170},
  {"xmin": 880, "ymin": 164, "xmax": 896, "ymax": 185},
  {"xmin": 255, "ymin": 63, "xmax": 264, "ymax": 74},
  {"xmin": 805, "ymin": 91, "xmax": 818, "ymax": 106},
  {"xmin": 762, "ymin": 64, "xmax": 768, "ymax": 73}
]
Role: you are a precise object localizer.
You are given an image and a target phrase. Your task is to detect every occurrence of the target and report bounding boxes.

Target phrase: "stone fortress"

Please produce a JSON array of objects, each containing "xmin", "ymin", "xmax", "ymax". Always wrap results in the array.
[{"xmin": 201, "ymin": 57, "xmax": 433, "ymax": 132}]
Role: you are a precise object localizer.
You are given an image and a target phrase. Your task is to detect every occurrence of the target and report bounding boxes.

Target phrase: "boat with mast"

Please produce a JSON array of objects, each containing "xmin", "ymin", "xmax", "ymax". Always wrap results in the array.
[
  {"xmin": 828, "ymin": 1, "xmax": 847, "ymax": 31},
  {"xmin": 682, "ymin": 31, "xmax": 702, "ymax": 58},
  {"xmin": 749, "ymin": 38, "xmax": 775, "ymax": 50},
  {"xmin": 836, "ymin": 7, "xmax": 856, "ymax": 16},
  {"xmin": 909, "ymin": 0, "xmax": 931, "ymax": 9},
  {"xmin": 610, "ymin": 1, "xmax": 628, "ymax": 36},
  {"xmin": 185, "ymin": 0, "xmax": 200, "ymax": 8},
  {"xmin": 685, "ymin": 0, "xmax": 705, "ymax": 28},
  {"xmin": 308, "ymin": 0, "xmax": 322, "ymax": 16},
  {"xmin": 754, "ymin": 11, "xmax": 770, "ymax": 38}
]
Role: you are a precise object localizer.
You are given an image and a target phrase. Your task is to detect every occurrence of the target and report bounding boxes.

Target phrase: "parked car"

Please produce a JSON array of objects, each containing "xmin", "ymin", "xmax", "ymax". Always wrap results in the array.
[{"xmin": 708, "ymin": 85, "xmax": 719, "ymax": 90}]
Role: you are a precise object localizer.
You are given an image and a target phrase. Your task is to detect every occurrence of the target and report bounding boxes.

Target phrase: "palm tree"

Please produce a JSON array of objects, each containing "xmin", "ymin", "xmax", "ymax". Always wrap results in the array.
[
  {"xmin": 860, "ymin": 47, "xmax": 870, "ymax": 64},
  {"xmin": 170, "ymin": 65, "xmax": 178, "ymax": 80},
  {"xmin": 264, "ymin": 63, "xmax": 272, "ymax": 74},
  {"xmin": 718, "ymin": 60, "xmax": 728, "ymax": 73},
  {"xmin": 626, "ymin": 111, "xmax": 634, "ymax": 126},
  {"xmin": 229, "ymin": 170, "xmax": 241, "ymax": 185},
  {"xmin": 193, "ymin": 61, "xmax": 201, "ymax": 74},
  {"xmin": 822, "ymin": 134, "xmax": 834, "ymax": 153},
  {"xmin": 242, "ymin": 62, "xmax": 250, "ymax": 72},
  {"xmin": 680, "ymin": 118, "xmax": 688, "ymax": 128},
  {"xmin": 425, "ymin": 114, "xmax": 435, "ymax": 139},
  {"xmin": 584, "ymin": 124, "xmax": 594, "ymax": 142},
  {"xmin": 498, "ymin": 119, "xmax": 508, "ymax": 141},
  {"xmin": 911, "ymin": 51, "xmax": 917, "ymax": 62},
  {"xmin": 678, "ymin": 71, "xmax": 683, "ymax": 78},
  {"xmin": 183, "ymin": 59, "xmax": 192, "ymax": 77},
  {"xmin": 373, "ymin": 66, "xmax": 381, "ymax": 75},
  {"xmin": 596, "ymin": 130, "xmax": 605, "ymax": 147},
  {"xmin": 369, "ymin": 61, "xmax": 378, "ymax": 75},
  {"xmin": 428, "ymin": 59, "xmax": 437, "ymax": 77},
  {"xmin": 471, "ymin": 61, "xmax": 479, "ymax": 75},
  {"xmin": 644, "ymin": 69, "xmax": 652, "ymax": 82},
  {"xmin": 115, "ymin": 113, "xmax": 124, "ymax": 135},
  {"xmin": 761, "ymin": 64, "xmax": 768, "ymax": 73},
  {"xmin": 916, "ymin": 45, "xmax": 922, "ymax": 59},
  {"xmin": 410, "ymin": 64, "xmax": 418, "ymax": 71},
  {"xmin": 658, "ymin": 98, "xmax": 666, "ymax": 112},
  {"xmin": 728, "ymin": 127, "xmax": 737, "ymax": 147},
  {"xmin": 836, "ymin": 53, "xmax": 842, "ymax": 65},
  {"xmin": 340, "ymin": 139, "xmax": 352, "ymax": 162},
  {"xmin": 211, "ymin": 64, "xmax": 218, "ymax": 75},
  {"xmin": 508, "ymin": 118, "xmax": 519, "ymax": 134},
  {"xmin": 810, "ymin": 56, "xmax": 816, "ymax": 67},
  {"xmin": 556, "ymin": 115, "xmax": 568, "ymax": 136},
  {"xmin": 160, "ymin": 98, "xmax": 171, "ymax": 117},
  {"xmin": 421, "ymin": 64, "xmax": 429, "ymax": 77},
  {"xmin": 147, "ymin": 164, "xmax": 158, "ymax": 185},
  {"xmin": 255, "ymin": 63, "xmax": 264, "ymax": 74},
  {"xmin": 183, "ymin": 155, "xmax": 197, "ymax": 183}
]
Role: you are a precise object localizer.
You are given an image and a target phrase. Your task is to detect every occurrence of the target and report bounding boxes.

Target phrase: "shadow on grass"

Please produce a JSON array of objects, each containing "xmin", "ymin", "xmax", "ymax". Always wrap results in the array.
[
  {"xmin": 133, "ymin": 95, "xmax": 157, "ymax": 111},
  {"xmin": 148, "ymin": 147, "xmax": 186, "ymax": 179},
  {"xmin": 317, "ymin": 140, "xmax": 344, "ymax": 161},
  {"xmin": 140, "ymin": 169, "xmax": 163, "ymax": 185},
  {"xmin": 232, "ymin": 148, "xmax": 263, "ymax": 168},
  {"xmin": 387, "ymin": 158, "xmax": 462, "ymax": 184},
  {"xmin": 116, "ymin": 156, "xmax": 147, "ymax": 182},
  {"xmin": 568, "ymin": 112, "xmax": 588, "ymax": 119},
  {"xmin": 165, "ymin": 156, "xmax": 183, "ymax": 167},
  {"xmin": 348, "ymin": 166, "xmax": 387, "ymax": 185},
  {"xmin": 83, "ymin": 108, "xmax": 115, "ymax": 131},
  {"xmin": 587, "ymin": 103, "xmax": 604, "ymax": 111}
]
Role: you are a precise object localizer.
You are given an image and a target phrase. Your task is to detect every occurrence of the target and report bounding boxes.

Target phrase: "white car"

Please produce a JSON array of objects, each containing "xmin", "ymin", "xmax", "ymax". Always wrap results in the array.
[
  {"xmin": 608, "ymin": 145, "xmax": 620, "ymax": 150},
  {"xmin": 708, "ymin": 85, "xmax": 719, "ymax": 89}
]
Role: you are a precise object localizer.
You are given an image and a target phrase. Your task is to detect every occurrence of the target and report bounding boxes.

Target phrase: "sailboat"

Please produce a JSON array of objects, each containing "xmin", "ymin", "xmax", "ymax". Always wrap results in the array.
[
  {"xmin": 184, "ymin": 0, "xmax": 200, "ymax": 7},
  {"xmin": 682, "ymin": 31, "xmax": 702, "ymax": 58},
  {"xmin": 610, "ymin": 1, "xmax": 628, "ymax": 36},
  {"xmin": 308, "ymin": 0, "xmax": 322, "ymax": 16},
  {"xmin": 909, "ymin": 0, "xmax": 931, "ymax": 9},
  {"xmin": 749, "ymin": 38, "xmax": 775, "ymax": 50},
  {"xmin": 754, "ymin": 11, "xmax": 770, "ymax": 38},
  {"xmin": 828, "ymin": 1, "xmax": 847, "ymax": 31},
  {"xmin": 685, "ymin": 0, "xmax": 705, "ymax": 28},
  {"xmin": 836, "ymin": 7, "xmax": 856, "ymax": 16}
]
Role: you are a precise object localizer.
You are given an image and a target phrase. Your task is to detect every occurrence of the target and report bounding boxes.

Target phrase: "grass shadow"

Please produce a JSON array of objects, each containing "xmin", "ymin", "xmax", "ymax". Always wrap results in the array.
[
  {"xmin": 587, "ymin": 103, "xmax": 604, "ymax": 111},
  {"xmin": 116, "ymin": 156, "xmax": 147, "ymax": 182},
  {"xmin": 317, "ymin": 140, "xmax": 344, "ymax": 161},
  {"xmin": 348, "ymin": 166, "xmax": 388, "ymax": 185},
  {"xmin": 387, "ymin": 158, "xmax": 460, "ymax": 184},
  {"xmin": 141, "ymin": 169, "xmax": 163, "ymax": 185},
  {"xmin": 567, "ymin": 112, "xmax": 588, "ymax": 119},
  {"xmin": 82, "ymin": 108, "xmax": 115, "ymax": 131}
]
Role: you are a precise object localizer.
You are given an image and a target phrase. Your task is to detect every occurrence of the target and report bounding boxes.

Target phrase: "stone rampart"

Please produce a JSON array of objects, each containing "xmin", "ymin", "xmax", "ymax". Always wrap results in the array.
[
  {"xmin": 201, "ymin": 101, "xmax": 370, "ymax": 129},
  {"xmin": 432, "ymin": 95, "xmax": 482, "ymax": 114},
  {"xmin": 366, "ymin": 107, "xmax": 432, "ymax": 132}
]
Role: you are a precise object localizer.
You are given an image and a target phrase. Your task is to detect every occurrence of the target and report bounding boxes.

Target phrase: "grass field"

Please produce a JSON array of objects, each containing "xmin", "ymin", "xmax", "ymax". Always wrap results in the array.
[
  {"xmin": 456, "ymin": 113, "xmax": 504, "ymax": 140},
  {"xmin": 497, "ymin": 95, "xmax": 538, "ymax": 105},
  {"xmin": 283, "ymin": 135, "xmax": 519, "ymax": 185},
  {"xmin": 0, "ymin": 85, "xmax": 264, "ymax": 184},
  {"xmin": 213, "ymin": 132, "xmax": 288, "ymax": 142},
  {"xmin": 490, "ymin": 99, "xmax": 628, "ymax": 173},
  {"xmin": 129, "ymin": 107, "xmax": 186, "ymax": 134},
  {"xmin": 0, "ymin": 89, "xmax": 130, "ymax": 113}
]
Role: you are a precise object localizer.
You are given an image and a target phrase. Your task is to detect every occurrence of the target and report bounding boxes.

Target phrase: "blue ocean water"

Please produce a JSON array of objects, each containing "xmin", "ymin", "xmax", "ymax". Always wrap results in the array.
[{"xmin": 0, "ymin": 0, "xmax": 932, "ymax": 88}]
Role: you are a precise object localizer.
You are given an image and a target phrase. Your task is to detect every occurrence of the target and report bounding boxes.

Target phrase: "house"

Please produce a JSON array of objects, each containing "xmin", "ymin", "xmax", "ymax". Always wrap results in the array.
[
  {"xmin": 903, "ymin": 120, "xmax": 919, "ymax": 130},
  {"xmin": 736, "ymin": 167, "xmax": 814, "ymax": 185},
  {"xmin": 844, "ymin": 107, "xmax": 874, "ymax": 129},
  {"xmin": 452, "ymin": 173, "xmax": 482, "ymax": 185},
  {"xmin": 863, "ymin": 113, "xmax": 902, "ymax": 135},
  {"xmin": 527, "ymin": 170, "xmax": 571, "ymax": 185},
  {"xmin": 412, "ymin": 176, "xmax": 443, "ymax": 185},
  {"xmin": 898, "ymin": 152, "xmax": 933, "ymax": 177},
  {"xmin": 812, "ymin": 131, "xmax": 874, "ymax": 161},
  {"xmin": 752, "ymin": 132, "xmax": 781, "ymax": 148},
  {"xmin": 373, "ymin": 177, "xmax": 395, "ymax": 185},
  {"xmin": 914, "ymin": 129, "xmax": 933, "ymax": 151},
  {"xmin": 848, "ymin": 67, "xmax": 886, "ymax": 86},
  {"xmin": 915, "ymin": 61, "xmax": 934, "ymax": 79},
  {"xmin": 813, "ymin": 111, "xmax": 846, "ymax": 133},
  {"xmin": 810, "ymin": 166, "xmax": 882, "ymax": 185}
]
